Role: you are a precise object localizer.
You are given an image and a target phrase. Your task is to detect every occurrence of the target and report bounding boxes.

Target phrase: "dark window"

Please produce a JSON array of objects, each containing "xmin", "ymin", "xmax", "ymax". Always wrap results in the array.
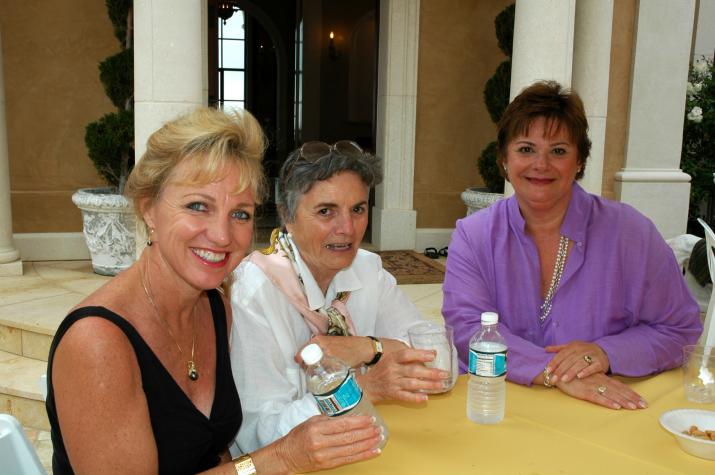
[
  {"xmin": 218, "ymin": 10, "xmax": 246, "ymax": 112},
  {"xmin": 293, "ymin": 19, "xmax": 303, "ymax": 144}
]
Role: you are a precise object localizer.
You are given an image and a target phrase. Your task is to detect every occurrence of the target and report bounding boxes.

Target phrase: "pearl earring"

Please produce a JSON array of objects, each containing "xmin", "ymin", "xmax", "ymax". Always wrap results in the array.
[{"xmin": 147, "ymin": 228, "xmax": 154, "ymax": 247}]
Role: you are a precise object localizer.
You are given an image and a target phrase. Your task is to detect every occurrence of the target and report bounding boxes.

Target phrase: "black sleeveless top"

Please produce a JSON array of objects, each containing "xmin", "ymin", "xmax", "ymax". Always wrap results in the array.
[{"xmin": 45, "ymin": 289, "xmax": 242, "ymax": 475}]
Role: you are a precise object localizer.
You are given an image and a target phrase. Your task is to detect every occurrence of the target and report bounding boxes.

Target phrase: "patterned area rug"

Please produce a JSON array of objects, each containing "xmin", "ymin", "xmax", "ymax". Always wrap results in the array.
[{"xmin": 377, "ymin": 250, "xmax": 446, "ymax": 284}]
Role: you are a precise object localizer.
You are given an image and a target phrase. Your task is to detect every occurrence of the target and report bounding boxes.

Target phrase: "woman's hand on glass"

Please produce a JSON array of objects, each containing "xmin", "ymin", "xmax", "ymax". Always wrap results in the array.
[
  {"xmin": 545, "ymin": 340, "xmax": 610, "ymax": 383},
  {"xmin": 358, "ymin": 347, "xmax": 450, "ymax": 403}
]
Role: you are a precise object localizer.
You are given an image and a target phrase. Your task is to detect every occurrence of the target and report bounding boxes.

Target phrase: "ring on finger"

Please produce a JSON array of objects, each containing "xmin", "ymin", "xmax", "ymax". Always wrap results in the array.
[
  {"xmin": 597, "ymin": 385, "xmax": 607, "ymax": 395},
  {"xmin": 583, "ymin": 355, "xmax": 594, "ymax": 365}
]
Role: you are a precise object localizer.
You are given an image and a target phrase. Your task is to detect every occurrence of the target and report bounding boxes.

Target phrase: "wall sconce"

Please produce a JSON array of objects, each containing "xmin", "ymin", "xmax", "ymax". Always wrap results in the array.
[
  {"xmin": 218, "ymin": 1, "xmax": 238, "ymax": 25},
  {"xmin": 328, "ymin": 31, "xmax": 339, "ymax": 60}
]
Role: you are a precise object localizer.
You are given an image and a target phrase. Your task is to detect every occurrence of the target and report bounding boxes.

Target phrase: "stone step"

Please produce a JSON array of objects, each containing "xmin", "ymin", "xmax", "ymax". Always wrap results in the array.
[
  {"xmin": 0, "ymin": 292, "xmax": 73, "ymax": 362},
  {"xmin": 0, "ymin": 321, "xmax": 54, "ymax": 362},
  {"xmin": 0, "ymin": 261, "xmax": 110, "ymax": 362},
  {"xmin": 0, "ymin": 350, "xmax": 49, "ymax": 431}
]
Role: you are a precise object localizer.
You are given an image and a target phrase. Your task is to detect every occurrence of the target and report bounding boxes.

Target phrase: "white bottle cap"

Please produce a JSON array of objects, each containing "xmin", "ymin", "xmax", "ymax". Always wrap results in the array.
[
  {"xmin": 481, "ymin": 311, "xmax": 498, "ymax": 325},
  {"xmin": 300, "ymin": 343, "xmax": 324, "ymax": 365}
]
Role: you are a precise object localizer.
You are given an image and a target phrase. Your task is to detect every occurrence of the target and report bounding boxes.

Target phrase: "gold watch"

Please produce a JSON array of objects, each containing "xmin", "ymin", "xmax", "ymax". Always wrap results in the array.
[{"xmin": 233, "ymin": 453, "xmax": 257, "ymax": 475}]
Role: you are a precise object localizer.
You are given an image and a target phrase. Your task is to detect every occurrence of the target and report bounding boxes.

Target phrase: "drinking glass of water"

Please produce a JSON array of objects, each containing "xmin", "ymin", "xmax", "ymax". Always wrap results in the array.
[
  {"xmin": 408, "ymin": 321, "xmax": 455, "ymax": 393},
  {"xmin": 683, "ymin": 345, "xmax": 715, "ymax": 403}
]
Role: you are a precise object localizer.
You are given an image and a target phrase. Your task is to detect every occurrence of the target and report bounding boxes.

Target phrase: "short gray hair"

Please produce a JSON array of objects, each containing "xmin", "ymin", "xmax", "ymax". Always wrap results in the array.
[{"xmin": 277, "ymin": 147, "xmax": 383, "ymax": 224}]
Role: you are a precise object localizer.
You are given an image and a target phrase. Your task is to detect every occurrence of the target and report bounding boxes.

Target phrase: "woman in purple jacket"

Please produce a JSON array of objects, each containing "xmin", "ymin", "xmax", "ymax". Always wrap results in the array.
[{"xmin": 443, "ymin": 81, "xmax": 702, "ymax": 410}]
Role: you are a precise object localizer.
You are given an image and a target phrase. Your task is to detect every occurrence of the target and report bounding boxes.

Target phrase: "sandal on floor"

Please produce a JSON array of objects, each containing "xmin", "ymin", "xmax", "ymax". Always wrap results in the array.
[
  {"xmin": 438, "ymin": 246, "xmax": 448, "ymax": 257},
  {"xmin": 424, "ymin": 247, "xmax": 438, "ymax": 259}
]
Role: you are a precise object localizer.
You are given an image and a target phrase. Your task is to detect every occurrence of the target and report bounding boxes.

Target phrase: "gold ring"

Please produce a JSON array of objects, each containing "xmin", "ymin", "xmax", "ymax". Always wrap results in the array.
[
  {"xmin": 597, "ymin": 385, "xmax": 607, "ymax": 395},
  {"xmin": 583, "ymin": 355, "xmax": 593, "ymax": 365}
]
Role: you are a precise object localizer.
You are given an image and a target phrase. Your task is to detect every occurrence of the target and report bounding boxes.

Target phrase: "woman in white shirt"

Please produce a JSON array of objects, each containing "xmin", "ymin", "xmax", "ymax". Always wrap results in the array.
[{"xmin": 230, "ymin": 141, "xmax": 450, "ymax": 453}]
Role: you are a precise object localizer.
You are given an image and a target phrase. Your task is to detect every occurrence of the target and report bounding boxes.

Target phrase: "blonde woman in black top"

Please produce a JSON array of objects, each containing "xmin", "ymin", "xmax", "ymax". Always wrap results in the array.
[{"xmin": 46, "ymin": 107, "xmax": 382, "ymax": 475}]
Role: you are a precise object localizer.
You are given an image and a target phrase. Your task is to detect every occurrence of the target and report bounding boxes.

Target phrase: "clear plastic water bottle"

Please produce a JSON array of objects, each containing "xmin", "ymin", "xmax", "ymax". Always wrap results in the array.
[
  {"xmin": 467, "ymin": 311, "xmax": 507, "ymax": 424},
  {"xmin": 301, "ymin": 343, "xmax": 388, "ymax": 449}
]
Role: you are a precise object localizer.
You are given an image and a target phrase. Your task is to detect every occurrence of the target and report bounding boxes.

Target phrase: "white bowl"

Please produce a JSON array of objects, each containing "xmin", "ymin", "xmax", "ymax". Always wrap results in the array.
[{"xmin": 659, "ymin": 409, "xmax": 715, "ymax": 460}]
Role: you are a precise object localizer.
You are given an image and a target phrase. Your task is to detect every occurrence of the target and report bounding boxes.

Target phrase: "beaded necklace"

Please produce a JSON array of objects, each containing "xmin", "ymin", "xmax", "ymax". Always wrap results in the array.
[{"xmin": 539, "ymin": 235, "xmax": 569, "ymax": 324}]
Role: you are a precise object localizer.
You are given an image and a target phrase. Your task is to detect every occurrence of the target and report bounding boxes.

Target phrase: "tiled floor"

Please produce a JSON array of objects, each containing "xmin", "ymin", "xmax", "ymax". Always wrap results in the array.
[{"xmin": 3, "ymin": 259, "xmax": 446, "ymax": 474}]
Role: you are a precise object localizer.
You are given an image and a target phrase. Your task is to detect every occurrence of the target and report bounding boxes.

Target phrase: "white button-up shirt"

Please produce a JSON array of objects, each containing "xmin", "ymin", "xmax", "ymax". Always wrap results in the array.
[{"xmin": 229, "ymin": 244, "xmax": 425, "ymax": 454}]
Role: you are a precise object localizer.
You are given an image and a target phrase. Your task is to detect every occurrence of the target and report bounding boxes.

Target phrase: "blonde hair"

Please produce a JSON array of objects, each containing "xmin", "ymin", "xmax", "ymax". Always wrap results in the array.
[{"xmin": 125, "ymin": 107, "xmax": 267, "ymax": 226}]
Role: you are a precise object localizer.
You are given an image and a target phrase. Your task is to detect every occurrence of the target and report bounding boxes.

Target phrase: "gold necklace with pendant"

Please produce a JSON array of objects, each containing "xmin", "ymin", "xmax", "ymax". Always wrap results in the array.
[{"xmin": 140, "ymin": 264, "xmax": 200, "ymax": 381}]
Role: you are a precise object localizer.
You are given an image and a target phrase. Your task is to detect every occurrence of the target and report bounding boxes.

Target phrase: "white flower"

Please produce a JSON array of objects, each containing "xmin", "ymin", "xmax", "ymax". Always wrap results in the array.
[
  {"xmin": 694, "ymin": 59, "xmax": 709, "ymax": 75},
  {"xmin": 687, "ymin": 106, "xmax": 703, "ymax": 123},
  {"xmin": 694, "ymin": 82, "xmax": 703, "ymax": 93},
  {"xmin": 687, "ymin": 81, "xmax": 695, "ymax": 95}
]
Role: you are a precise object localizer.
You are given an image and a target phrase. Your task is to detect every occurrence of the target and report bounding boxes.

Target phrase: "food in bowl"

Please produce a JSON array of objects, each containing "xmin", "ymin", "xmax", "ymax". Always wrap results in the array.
[
  {"xmin": 660, "ymin": 409, "xmax": 715, "ymax": 460},
  {"xmin": 684, "ymin": 425, "xmax": 715, "ymax": 441}
]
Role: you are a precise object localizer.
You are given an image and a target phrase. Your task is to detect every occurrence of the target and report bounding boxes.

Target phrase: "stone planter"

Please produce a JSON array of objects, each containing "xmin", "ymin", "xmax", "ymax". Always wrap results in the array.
[
  {"xmin": 461, "ymin": 187, "xmax": 504, "ymax": 215},
  {"xmin": 72, "ymin": 188, "xmax": 136, "ymax": 276}
]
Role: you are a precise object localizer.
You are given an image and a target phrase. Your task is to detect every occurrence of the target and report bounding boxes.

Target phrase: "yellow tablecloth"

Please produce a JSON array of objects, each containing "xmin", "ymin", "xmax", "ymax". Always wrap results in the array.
[{"xmin": 327, "ymin": 370, "xmax": 715, "ymax": 474}]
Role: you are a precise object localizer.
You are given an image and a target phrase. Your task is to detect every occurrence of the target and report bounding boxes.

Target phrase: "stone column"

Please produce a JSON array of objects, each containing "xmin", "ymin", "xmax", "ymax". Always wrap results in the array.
[
  {"xmin": 614, "ymin": 0, "xmax": 695, "ymax": 239},
  {"xmin": 571, "ymin": 0, "xmax": 613, "ymax": 194},
  {"xmin": 371, "ymin": 0, "xmax": 420, "ymax": 250},
  {"xmin": 505, "ymin": 0, "xmax": 575, "ymax": 196},
  {"xmin": 0, "ymin": 30, "xmax": 22, "ymax": 276},
  {"xmin": 134, "ymin": 0, "xmax": 206, "ymax": 253},
  {"xmin": 510, "ymin": 0, "xmax": 576, "ymax": 99},
  {"xmin": 693, "ymin": 0, "xmax": 715, "ymax": 60},
  {"xmin": 134, "ymin": 0, "xmax": 205, "ymax": 160}
]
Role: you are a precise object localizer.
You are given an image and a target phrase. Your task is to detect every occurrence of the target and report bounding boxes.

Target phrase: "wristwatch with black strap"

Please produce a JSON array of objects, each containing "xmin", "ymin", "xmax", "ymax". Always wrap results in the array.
[{"xmin": 364, "ymin": 335, "xmax": 383, "ymax": 366}]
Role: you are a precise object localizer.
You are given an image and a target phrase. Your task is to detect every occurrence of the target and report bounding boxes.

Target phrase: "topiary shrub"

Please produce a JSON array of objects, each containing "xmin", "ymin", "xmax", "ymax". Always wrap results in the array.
[
  {"xmin": 495, "ymin": 4, "xmax": 515, "ymax": 57},
  {"xmin": 484, "ymin": 60, "xmax": 512, "ymax": 125},
  {"xmin": 476, "ymin": 3, "xmax": 514, "ymax": 194},
  {"xmin": 477, "ymin": 141, "xmax": 503, "ymax": 193},
  {"xmin": 84, "ymin": 0, "xmax": 134, "ymax": 194}
]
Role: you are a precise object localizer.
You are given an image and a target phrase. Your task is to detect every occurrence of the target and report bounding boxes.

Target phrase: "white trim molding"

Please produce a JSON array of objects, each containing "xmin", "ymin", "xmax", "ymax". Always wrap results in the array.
[
  {"xmin": 614, "ymin": 169, "xmax": 692, "ymax": 183},
  {"xmin": 415, "ymin": 228, "xmax": 454, "ymax": 253},
  {"xmin": 13, "ymin": 233, "xmax": 90, "ymax": 261}
]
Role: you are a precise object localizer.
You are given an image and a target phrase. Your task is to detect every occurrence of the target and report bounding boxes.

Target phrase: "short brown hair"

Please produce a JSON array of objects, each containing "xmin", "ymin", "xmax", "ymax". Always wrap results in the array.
[
  {"xmin": 125, "ymin": 107, "xmax": 267, "ymax": 229},
  {"xmin": 497, "ymin": 81, "xmax": 591, "ymax": 181}
]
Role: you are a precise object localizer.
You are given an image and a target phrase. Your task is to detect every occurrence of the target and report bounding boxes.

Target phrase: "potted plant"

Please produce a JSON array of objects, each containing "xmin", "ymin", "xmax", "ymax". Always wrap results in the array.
[
  {"xmin": 462, "ymin": 4, "xmax": 513, "ymax": 215},
  {"xmin": 72, "ymin": 0, "xmax": 135, "ymax": 275}
]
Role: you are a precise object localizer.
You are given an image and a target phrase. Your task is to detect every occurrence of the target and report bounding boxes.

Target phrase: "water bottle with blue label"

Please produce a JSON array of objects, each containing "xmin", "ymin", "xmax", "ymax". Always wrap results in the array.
[
  {"xmin": 467, "ymin": 311, "xmax": 507, "ymax": 424},
  {"xmin": 301, "ymin": 343, "xmax": 388, "ymax": 448}
]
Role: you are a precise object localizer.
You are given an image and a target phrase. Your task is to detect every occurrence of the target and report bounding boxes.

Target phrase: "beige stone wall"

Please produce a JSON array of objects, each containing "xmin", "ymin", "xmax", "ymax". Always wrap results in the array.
[
  {"xmin": 1, "ymin": 1, "xmax": 637, "ymax": 233},
  {"xmin": 414, "ymin": 0, "xmax": 513, "ymax": 228},
  {"xmin": 602, "ymin": 0, "xmax": 637, "ymax": 200},
  {"xmin": 0, "ymin": 1, "xmax": 117, "ymax": 232}
]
